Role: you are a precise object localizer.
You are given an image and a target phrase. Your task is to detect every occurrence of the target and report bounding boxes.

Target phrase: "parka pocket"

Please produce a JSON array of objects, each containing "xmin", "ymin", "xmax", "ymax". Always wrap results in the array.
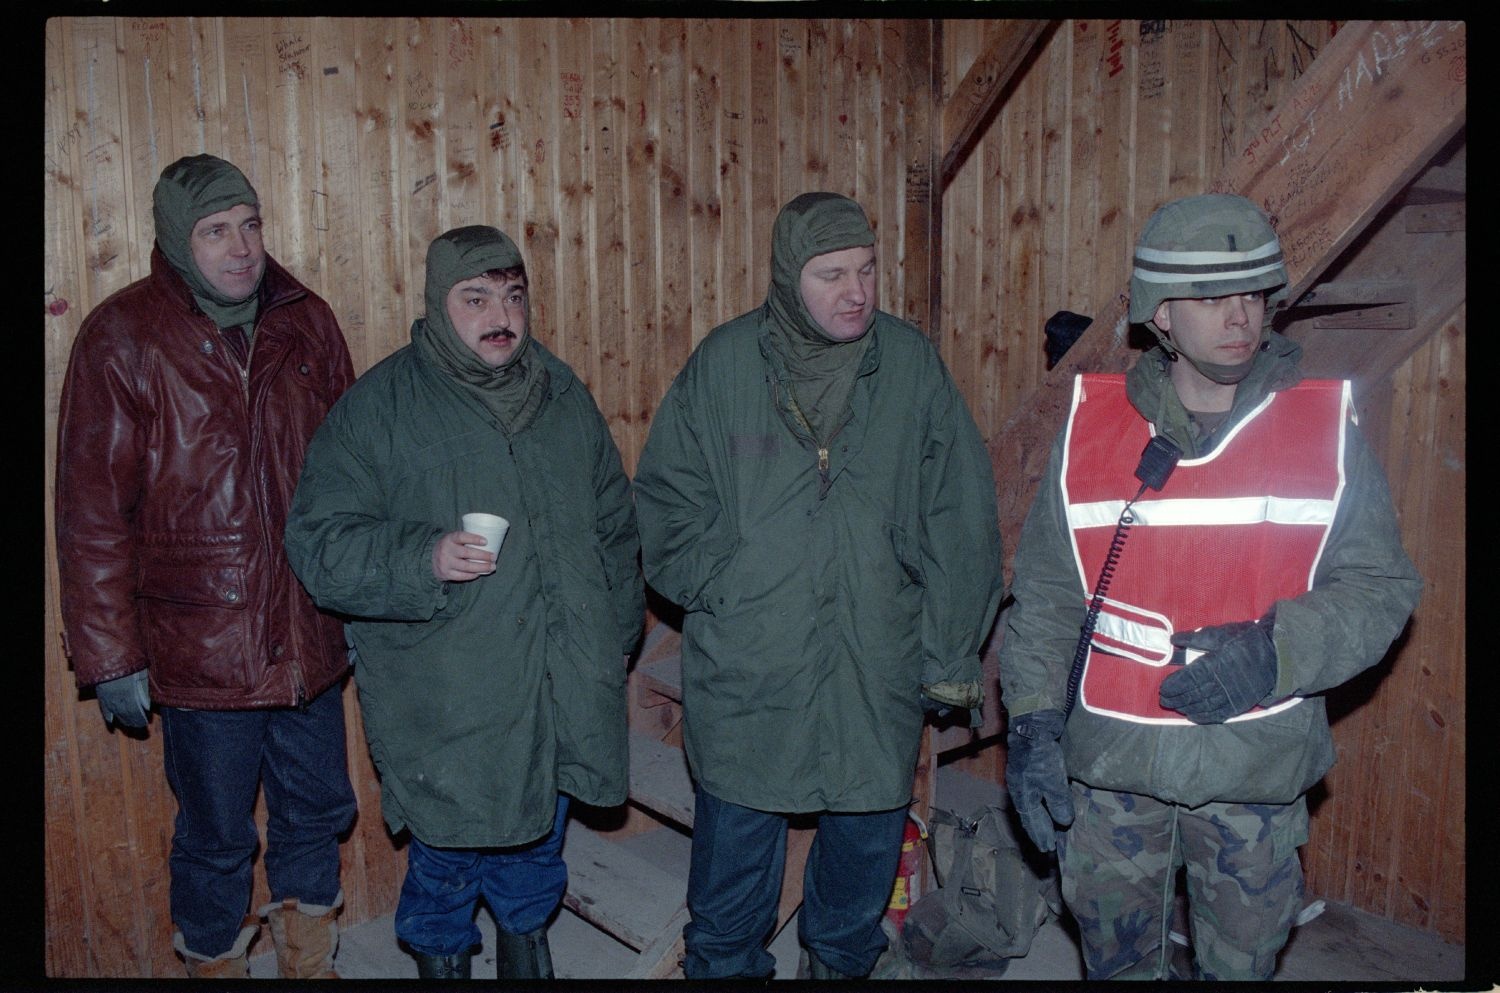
[
  {"xmin": 137, "ymin": 563, "xmax": 250, "ymax": 609},
  {"xmin": 887, "ymin": 522, "xmax": 924, "ymax": 589},
  {"xmin": 135, "ymin": 562, "xmax": 253, "ymax": 689}
]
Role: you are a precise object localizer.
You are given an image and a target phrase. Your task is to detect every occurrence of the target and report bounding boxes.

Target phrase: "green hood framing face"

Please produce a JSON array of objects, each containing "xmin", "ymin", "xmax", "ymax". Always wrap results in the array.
[
  {"xmin": 762, "ymin": 193, "xmax": 878, "ymax": 444},
  {"xmin": 414, "ymin": 225, "xmax": 549, "ymax": 434},
  {"xmin": 152, "ymin": 154, "xmax": 262, "ymax": 326},
  {"xmin": 766, "ymin": 192, "xmax": 877, "ymax": 343},
  {"xmin": 421, "ymin": 224, "xmax": 530, "ymax": 374}
]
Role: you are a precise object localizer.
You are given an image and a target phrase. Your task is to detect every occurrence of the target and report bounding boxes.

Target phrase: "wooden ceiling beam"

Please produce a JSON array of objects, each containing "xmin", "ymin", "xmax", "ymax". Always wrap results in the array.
[
  {"xmin": 903, "ymin": 20, "xmax": 942, "ymax": 341},
  {"xmin": 938, "ymin": 20, "xmax": 1055, "ymax": 186}
]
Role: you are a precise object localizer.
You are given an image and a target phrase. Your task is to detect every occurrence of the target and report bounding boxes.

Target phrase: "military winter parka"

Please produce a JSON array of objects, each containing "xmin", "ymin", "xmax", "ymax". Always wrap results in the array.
[
  {"xmin": 999, "ymin": 333, "xmax": 1422, "ymax": 808},
  {"xmin": 284, "ymin": 339, "xmax": 643, "ymax": 847},
  {"xmin": 633, "ymin": 308, "xmax": 1003, "ymax": 814}
]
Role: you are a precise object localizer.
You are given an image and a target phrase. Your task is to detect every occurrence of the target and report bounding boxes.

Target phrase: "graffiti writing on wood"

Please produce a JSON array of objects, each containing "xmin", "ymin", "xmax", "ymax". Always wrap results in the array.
[
  {"xmin": 1241, "ymin": 106, "xmax": 1317, "ymax": 168},
  {"xmin": 129, "ymin": 19, "xmax": 170, "ymax": 58},
  {"xmin": 1103, "ymin": 21, "xmax": 1126, "ymax": 79},
  {"xmin": 490, "ymin": 113, "xmax": 511, "ymax": 152},
  {"xmin": 779, "ymin": 27, "xmax": 801, "ymax": 60},
  {"xmin": 1214, "ymin": 23, "xmax": 1238, "ymax": 166},
  {"xmin": 1138, "ymin": 20, "xmax": 1166, "ymax": 100},
  {"xmin": 1336, "ymin": 21, "xmax": 1457, "ymax": 113},
  {"xmin": 276, "ymin": 35, "xmax": 310, "ymax": 82},
  {"xmin": 1286, "ymin": 22, "xmax": 1319, "ymax": 78},
  {"xmin": 561, "ymin": 71, "xmax": 584, "ymax": 119},
  {"xmin": 905, "ymin": 162, "xmax": 930, "ymax": 204},
  {"xmin": 1280, "ymin": 220, "xmax": 1334, "ymax": 276},
  {"xmin": 408, "ymin": 68, "xmax": 437, "ymax": 113},
  {"xmin": 448, "ymin": 19, "xmax": 474, "ymax": 68}
]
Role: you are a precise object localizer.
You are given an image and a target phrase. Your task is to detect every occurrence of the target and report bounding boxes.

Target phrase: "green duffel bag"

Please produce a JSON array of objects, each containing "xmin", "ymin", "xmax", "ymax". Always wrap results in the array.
[{"xmin": 899, "ymin": 801, "xmax": 1063, "ymax": 975}]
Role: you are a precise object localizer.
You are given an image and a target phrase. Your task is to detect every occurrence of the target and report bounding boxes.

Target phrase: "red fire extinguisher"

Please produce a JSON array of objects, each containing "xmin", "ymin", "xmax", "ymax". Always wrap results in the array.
[{"xmin": 885, "ymin": 808, "xmax": 928, "ymax": 931}]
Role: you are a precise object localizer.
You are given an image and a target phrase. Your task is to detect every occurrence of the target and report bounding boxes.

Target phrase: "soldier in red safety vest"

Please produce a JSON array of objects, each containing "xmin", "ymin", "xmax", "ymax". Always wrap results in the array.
[{"xmin": 997, "ymin": 193, "xmax": 1422, "ymax": 980}]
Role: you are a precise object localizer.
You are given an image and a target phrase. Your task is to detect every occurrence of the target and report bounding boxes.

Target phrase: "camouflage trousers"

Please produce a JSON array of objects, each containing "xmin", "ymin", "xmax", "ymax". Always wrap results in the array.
[{"xmin": 1056, "ymin": 782, "xmax": 1307, "ymax": 980}]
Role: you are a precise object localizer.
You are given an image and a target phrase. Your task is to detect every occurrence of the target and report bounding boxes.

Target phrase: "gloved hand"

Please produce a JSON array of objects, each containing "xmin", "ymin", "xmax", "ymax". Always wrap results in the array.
[
  {"xmin": 1005, "ymin": 708, "xmax": 1073, "ymax": 853},
  {"xmin": 96, "ymin": 669, "xmax": 151, "ymax": 728},
  {"xmin": 1159, "ymin": 615, "xmax": 1278, "ymax": 724}
]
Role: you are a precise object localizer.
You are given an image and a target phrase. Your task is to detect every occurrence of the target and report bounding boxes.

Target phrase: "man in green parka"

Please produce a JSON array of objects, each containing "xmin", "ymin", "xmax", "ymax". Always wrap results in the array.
[
  {"xmin": 633, "ymin": 193, "xmax": 1003, "ymax": 980},
  {"xmin": 285, "ymin": 225, "xmax": 643, "ymax": 980},
  {"xmin": 999, "ymin": 194, "xmax": 1422, "ymax": 979}
]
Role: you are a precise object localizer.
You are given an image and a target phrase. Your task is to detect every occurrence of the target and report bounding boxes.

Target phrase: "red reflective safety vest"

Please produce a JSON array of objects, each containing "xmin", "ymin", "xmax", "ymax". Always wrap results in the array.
[{"xmin": 1062, "ymin": 374, "xmax": 1349, "ymax": 725}]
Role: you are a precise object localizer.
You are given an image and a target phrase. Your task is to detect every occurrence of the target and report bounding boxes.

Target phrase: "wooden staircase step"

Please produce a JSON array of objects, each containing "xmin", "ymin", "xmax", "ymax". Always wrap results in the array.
[
  {"xmin": 635, "ymin": 652, "xmax": 683, "ymax": 703},
  {"xmin": 628, "ymin": 731, "xmax": 695, "ymax": 828},
  {"xmin": 562, "ymin": 824, "xmax": 687, "ymax": 953},
  {"xmin": 634, "ymin": 621, "xmax": 684, "ymax": 703}
]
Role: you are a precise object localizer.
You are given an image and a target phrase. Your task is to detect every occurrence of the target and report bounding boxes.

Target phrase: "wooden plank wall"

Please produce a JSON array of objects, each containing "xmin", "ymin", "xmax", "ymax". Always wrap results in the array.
[
  {"xmin": 42, "ymin": 16, "xmax": 1461, "ymax": 976},
  {"xmin": 1309, "ymin": 311, "xmax": 1466, "ymax": 943}
]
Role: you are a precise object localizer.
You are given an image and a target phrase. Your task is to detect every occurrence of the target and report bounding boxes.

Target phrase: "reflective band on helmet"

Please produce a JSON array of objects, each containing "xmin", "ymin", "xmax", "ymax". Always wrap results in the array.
[
  {"xmin": 1133, "ymin": 239, "xmax": 1283, "ymax": 265},
  {"xmin": 1133, "ymin": 237, "xmax": 1283, "ymax": 283},
  {"xmin": 1133, "ymin": 259, "xmax": 1285, "ymax": 283}
]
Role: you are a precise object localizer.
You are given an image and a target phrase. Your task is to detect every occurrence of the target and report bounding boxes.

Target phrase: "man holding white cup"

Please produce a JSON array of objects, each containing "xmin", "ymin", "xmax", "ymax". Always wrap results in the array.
[
  {"xmin": 286, "ymin": 225, "xmax": 643, "ymax": 980},
  {"xmin": 460, "ymin": 512, "xmax": 509, "ymax": 560}
]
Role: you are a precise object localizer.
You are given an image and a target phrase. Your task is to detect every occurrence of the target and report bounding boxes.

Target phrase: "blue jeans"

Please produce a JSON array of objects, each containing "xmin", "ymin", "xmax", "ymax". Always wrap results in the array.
[
  {"xmin": 160, "ymin": 683, "xmax": 356, "ymax": 956},
  {"xmin": 683, "ymin": 787, "xmax": 908, "ymax": 979},
  {"xmin": 395, "ymin": 795, "xmax": 570, "ymax": 956}
]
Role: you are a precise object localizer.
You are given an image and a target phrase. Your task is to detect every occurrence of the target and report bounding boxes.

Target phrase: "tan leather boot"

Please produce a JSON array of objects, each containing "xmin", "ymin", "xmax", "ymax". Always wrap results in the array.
[
  {"xmin": 260, "ymin": 891, "xmax": 343, "ymax": 979},
  {"xmin": 175, "ymin": 916, "xmax": 259, "ymax": 978}
]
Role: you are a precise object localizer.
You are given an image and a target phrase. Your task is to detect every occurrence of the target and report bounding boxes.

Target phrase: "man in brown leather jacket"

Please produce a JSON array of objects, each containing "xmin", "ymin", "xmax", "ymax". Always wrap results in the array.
[{"xmin": 54, "ymin": 154, "xmax": 357, "ymax": 979}]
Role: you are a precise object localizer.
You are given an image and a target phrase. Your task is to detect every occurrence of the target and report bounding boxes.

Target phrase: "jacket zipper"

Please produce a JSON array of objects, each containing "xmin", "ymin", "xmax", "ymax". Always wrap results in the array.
[
  {"xmin": 247, "ymin": 321, "xmax": 306, "ymax": 706},
  {"xmin": 231, "ymin": 312, "xmax": 306, "ymax": 706},
  {"xmin": 782, "ymin": 389, "xmax": 837, "ymax": 498}
]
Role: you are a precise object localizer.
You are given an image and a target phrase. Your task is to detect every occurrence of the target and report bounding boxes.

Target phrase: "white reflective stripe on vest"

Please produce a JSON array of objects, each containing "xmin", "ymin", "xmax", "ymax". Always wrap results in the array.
[
  {"xmin": 1090, "ymin": 598, "xmax": 1173, "ymax": 666},
  {"xmin": 1067, "ymin": 495, "xmax": 1339, "ymax": 530}
]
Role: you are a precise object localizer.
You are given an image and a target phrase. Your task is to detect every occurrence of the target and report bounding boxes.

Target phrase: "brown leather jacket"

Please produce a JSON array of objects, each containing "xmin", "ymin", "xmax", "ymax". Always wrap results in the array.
[{"xmin": 55, "ymin": 246, "xmax": 355, "ymax": 709}]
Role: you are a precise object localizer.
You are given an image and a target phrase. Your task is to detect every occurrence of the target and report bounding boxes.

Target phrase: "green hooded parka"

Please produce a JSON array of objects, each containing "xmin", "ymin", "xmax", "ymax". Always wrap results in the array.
[
  {"xmin": 633, "ymin": 195, "xmax": 1003, "ymax": 813},
  {"xmin": 285, "ymin": 228, "xmax": 643, "ymax": 847}
]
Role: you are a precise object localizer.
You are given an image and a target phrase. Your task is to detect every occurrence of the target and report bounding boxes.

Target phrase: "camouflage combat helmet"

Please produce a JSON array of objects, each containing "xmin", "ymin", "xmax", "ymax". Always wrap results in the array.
[{"xmin": 1128, "ymin": 193, "xmax": 1289, "ymax": 336}]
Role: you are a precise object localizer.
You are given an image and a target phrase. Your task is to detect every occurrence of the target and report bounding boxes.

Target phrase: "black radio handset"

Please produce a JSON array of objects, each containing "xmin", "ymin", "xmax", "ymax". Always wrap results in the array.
[
  {"xmin": 1062, "ymin": 435, "xmax": 1182, "ymax": 717},
  {"xmin": 1135, "ymin": 435, "xmax": 1182, "ymax": 492}
]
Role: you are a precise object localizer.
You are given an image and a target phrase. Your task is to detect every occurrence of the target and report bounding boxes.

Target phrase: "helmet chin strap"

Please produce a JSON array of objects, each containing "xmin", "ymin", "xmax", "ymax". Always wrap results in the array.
[
  {"xmin": 1149, "ymin": 325, "xmax": 1268, "ymax": 386},
  {"xmin": 1187, "ymin": 355, "xmax": 1256, "ymax": 385}
]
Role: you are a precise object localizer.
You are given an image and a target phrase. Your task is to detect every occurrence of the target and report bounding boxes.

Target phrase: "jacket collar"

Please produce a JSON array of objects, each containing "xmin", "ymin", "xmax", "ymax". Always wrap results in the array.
[
  {"xmin": 147, "ymin": 243, "xmax": 309, "ymax": 322},
  {"xmin": 1126, "ymin": 330, "xmax": 1304, "ymax": 456},
  {"xmin": 526, "ymin": 337, "xmax": 575, "ymax": 399},
  {"xmin": 757, "ymin": 305, "xmax": 886, "ymax": 380},
  {"xmin": 414, "ymin": 334, "xmax": 576, "ymax": 398}
]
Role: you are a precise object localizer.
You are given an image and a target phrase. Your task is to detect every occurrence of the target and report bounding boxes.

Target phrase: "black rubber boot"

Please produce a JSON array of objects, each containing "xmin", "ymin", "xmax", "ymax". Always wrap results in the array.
[
  {"xmin": 495, "ymin": 928, "xmax": 554, "ymax": 980},
  {"xmin": 413, "ymin": 949, "xmax": 473, "ymax": 979}
]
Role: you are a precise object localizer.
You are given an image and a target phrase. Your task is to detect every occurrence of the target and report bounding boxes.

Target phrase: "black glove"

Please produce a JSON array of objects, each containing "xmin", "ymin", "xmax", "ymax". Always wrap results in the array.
[
  {"xmin": 96, "ymin": 669, "xmax": 151, "ymax": 728},
  {"xmin": 919, "ymin": 691, "xmax": 953, "ymax": 719},
  {"xmin": 1005, "ymin": 708, "xmax": 1073, "ymax": 853},
  {"xmin": 1159, "ymin": 616, "xmax": 1278, "ymax": 724}
]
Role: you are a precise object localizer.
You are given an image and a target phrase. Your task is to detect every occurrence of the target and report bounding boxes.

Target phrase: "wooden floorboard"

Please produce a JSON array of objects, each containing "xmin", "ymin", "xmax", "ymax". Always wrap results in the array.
[
  {"xmin": 627, "ymin": 731, "xmax": 696, "ymax": 828},
  {"xmin": 561, "ymin": 823, "xmax": 687, "ymax": 952}
]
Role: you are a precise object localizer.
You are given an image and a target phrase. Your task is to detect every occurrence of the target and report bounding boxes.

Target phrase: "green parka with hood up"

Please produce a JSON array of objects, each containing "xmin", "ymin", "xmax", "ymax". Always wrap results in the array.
[
  {"xmin": 285, "ymin": 227, "xmax": 643, "ymax": 847},
  {"xmin": 999, "ymin": 332, "xmax": 1422, "ymax": 808},
  {"xmin": 633, "ymin": 194, "xmax": 1004, "ymax": 814}
]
